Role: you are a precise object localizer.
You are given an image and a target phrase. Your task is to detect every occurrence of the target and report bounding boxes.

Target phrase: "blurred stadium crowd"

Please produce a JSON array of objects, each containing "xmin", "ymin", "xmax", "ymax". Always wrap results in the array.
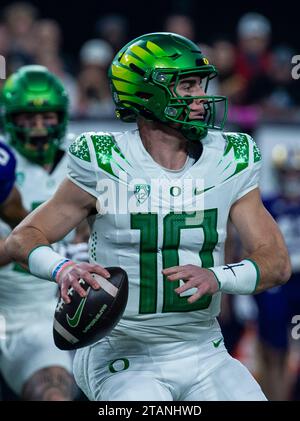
[
  {"xmin": 0, "ymin": 1, "xmax": 300, "ymax": 402},
  {"xmin": 1, "ymin": 2, "xmax": 300, "ymax": 125}
]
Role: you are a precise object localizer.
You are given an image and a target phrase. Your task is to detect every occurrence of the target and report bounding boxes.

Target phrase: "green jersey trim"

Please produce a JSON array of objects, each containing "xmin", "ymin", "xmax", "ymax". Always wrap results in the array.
[
  {"xmin": 253, "ymin": 140, "xmax": 262, "ymax": 163},
  {"xmin": 222, "ymin": 132, "xmax": 250, "ymax": 179},
  {"xmin": 69, "ymin": 134, "xmax": 91, "ymax": 162},
  {"xmin": 90, "ymin": 133, "xmax": 130, "ymax": 179}
]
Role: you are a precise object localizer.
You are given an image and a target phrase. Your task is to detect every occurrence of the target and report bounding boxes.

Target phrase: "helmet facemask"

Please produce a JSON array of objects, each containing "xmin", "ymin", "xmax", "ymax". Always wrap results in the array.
[
  {"xmin": 5, "ymin": 112, "xmax": 66, "ymax": 165},
  {"xmin": 151, "ymin": 68, "xmax": 227, "ymax": 141},
  {"xmin": 109, "ymin": 32, "xmax": 228, "ymax": 141},
  {"xmin": 1, "ymin": 65, "xmax": 69, "ymax": 165}
]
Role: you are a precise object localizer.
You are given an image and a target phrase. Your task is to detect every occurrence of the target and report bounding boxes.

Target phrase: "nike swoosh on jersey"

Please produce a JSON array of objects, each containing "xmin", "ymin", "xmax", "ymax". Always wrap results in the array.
[
  {"xmin": 212, "ymin": 338, "xmax": 223, "ymax": 348},
  {"xmin": 66, "ymin": 296, "xmax": 87, "ymax": 328}
]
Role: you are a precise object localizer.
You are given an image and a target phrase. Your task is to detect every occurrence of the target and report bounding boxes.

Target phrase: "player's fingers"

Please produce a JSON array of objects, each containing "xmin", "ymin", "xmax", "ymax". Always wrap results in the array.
[
  {"xmin": 188, "ymin": 286, "xmax": 208, "ymax": 304},
  {"xmin": 60, "ymin": 281, "xmax": 71, "ymax": 303},
  {"xmin": 166, "ymin": 271, "xmax": 190, "ymax": 281},
  {"xmin": 69, "ymin": 275, "xmax": 88, "ymax": 298},
  {"xmin": 175, "ymin": 278, "xmax": 198, "ymax": 294},
  {"xmin": 90, "ymin": 264, "xmax": 111, "ymax": 278},
  {"xmin": 162, "ymin": 266, "xmax": 183, "ymax": 276},
  {"xmin": 81, "ymin": 271, "xmax": 100, "ymax": 290}
]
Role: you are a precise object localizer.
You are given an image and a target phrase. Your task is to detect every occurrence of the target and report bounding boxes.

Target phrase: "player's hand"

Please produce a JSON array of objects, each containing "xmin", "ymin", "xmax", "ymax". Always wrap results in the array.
[
  {"xmin": 56, "ymin": 262, "xmax": 110, "ymax": 303},
  {"xmin": 162, "ymin": 264, "xmax": 219, "ymax": 304}
]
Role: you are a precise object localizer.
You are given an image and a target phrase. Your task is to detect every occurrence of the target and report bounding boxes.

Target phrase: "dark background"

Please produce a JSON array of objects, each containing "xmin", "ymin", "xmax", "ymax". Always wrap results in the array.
[{"xmin": 1, "ymin": 0, "xmax": 298, "ymax": 57}]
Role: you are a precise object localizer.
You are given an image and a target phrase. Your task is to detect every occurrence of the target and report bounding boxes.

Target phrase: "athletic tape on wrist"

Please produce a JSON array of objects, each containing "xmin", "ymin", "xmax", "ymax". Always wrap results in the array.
[
  {"xmin": 208, "ymin": 259, "xmax": 260, "ymax": 294},
  {"xmin": 28, "ymin": 245, "xmax": 71, "ymax": 282}
]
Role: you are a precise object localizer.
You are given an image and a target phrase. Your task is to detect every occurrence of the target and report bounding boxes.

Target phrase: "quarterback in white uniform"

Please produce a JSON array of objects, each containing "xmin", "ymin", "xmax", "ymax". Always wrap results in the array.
[
  {"xmin": 6, "ymin": 34, "xmax": 291, "ymax": 401},
  {"xmin": 0, "ymin": 65, "xmax": 74, "ymax": 400}
]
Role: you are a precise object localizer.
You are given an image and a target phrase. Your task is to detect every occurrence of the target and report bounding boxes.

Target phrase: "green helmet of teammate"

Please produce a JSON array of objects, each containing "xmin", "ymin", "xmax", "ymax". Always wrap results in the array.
[
  {"xmin": 109, "ymin": 32, "xmax": 227, "ymax": 141},
  {"xmin": 1, "ymin": 65, "xmax": 69, "ymax": 165}
]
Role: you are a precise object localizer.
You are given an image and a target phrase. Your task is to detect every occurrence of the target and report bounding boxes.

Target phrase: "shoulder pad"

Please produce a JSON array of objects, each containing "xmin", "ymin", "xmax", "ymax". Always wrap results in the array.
[
  {"xmin": 69, "ymin": 133, "xmax": 91, "ymax": 162},
  {"xmin": 222, "ymin": 132, "xmax": 261, "ymax": 178},
  {"xmin": 69, "ymin": 132, "xmax": 131, "ymax": 179}
]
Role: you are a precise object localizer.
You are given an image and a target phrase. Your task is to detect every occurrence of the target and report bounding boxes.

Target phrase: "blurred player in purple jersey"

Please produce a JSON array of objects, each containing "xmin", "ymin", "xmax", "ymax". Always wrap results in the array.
[
  {"xmin": 0, "ymin": 141, "xmax": 27, "ymax": 266},
  {"xmin": 255, "ymin": 144, "xmax": 300, "ymax": 400}
]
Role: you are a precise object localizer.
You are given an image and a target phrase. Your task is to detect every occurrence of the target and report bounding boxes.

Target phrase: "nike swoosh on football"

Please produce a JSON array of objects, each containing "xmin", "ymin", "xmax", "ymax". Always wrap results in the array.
[
  {"xmin": 66, "ymin": 296, "xmax": 88, "ymax": 328},
  {"xmin": 212, "ymin": 338, "xmax": 223, "ymax": 348}
]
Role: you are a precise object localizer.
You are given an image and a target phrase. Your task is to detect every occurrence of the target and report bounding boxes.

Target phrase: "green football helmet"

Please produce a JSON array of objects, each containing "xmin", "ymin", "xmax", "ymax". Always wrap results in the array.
[
  {"xmin": 109, "ymin": 32, "xmax": 227, "ymax": 141},
  {"xmin": 1, "ymin": 65, "xmax": 69, "ymax": 165}
]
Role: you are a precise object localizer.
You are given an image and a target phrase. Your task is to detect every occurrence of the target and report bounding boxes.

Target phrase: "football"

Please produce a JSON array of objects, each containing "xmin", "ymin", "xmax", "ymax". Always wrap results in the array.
[{"xmin": 53, "ymin": 267, "xmax": 128, "ymax": 350}]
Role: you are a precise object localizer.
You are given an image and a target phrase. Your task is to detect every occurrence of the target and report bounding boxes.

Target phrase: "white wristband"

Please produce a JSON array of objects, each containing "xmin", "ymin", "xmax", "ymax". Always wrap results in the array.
[
  {"xmin": 28, "ymin": 245, "xmax": 72, "ymax": 282},
  {"xmin": 209, "ymin": 259, "xmax": 260, "ymax": 294}
]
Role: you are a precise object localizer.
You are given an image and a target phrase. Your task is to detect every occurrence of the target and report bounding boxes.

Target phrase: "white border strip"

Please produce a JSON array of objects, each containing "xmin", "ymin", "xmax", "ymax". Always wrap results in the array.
[
  {"xmin": 92, "ymin": 273, "xmax": 118, "ymax": 297},
  {"xmin": 54, "ymin": 319, "xmax": 79, "ymax": 344}
]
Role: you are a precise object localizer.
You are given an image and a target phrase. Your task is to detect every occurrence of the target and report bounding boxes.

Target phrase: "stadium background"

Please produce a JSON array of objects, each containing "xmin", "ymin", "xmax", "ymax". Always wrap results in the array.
[
  {"xmin": 0, "ymin": 0, "xmax": 299, "ymax": 401},
  {"xmin": 1, "ymin": 0, "xmax": 299, "ymax": 53}
]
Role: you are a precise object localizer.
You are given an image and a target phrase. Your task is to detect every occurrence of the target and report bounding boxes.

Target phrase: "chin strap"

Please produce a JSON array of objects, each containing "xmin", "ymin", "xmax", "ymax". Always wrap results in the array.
[{"xmin": 180, "ymin": 123, "xmax": 208, "ymax": 141}]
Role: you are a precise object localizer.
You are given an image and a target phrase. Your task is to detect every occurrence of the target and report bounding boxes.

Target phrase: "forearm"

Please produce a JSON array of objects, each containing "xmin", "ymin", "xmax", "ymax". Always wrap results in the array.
[
  {"xmin": 229, "ymin": 188, "xmax": 292, "ymax": 295},
  {"xmin": 5, "ymin": 180, "xmax": 96, "ymax": 269},
  {"xmin": 5, "ymin": 224, "xmax": 50, "ymax": 267},
  {"xmin": 0, "ymin": 238, "xmax": 12, "ymax": 266},
  {"xmin": 209, "ymin": 245, "xmax": 291, "ymax": 296},
  {"xmin": 247, "ymin": 245, "xmax": 291, "ymax": 293}
]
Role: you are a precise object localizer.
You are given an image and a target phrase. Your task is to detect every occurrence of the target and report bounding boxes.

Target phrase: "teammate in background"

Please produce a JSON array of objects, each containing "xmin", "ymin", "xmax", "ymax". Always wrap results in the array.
[
  {"xmin": 0, "ymin": 141, "xmax": 27, "ymax": 266},
  {"xmin": 254, "ymin": 145, "xmax": 300, "ymax": 400},
  {"xmin": 6, "ymin": 34, "xmax": 291, "ymax": 401},
  {"xmin": 0, "ymin": 65, "xmax": 75, "ymax": 400}
]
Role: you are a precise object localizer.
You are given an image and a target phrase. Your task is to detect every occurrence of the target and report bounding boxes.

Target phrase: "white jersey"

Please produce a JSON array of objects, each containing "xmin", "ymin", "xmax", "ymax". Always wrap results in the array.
[
  {"xmin": 67, "ymin": 129, "xmax": 262, "ymax": 341},
  {"xmin": 0, "ymin": 137, "xmax": 73, "ymax": 316}
]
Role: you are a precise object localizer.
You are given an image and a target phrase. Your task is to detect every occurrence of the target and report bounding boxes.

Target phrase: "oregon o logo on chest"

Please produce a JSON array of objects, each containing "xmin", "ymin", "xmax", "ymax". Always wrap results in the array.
[
  {"xmin": 170, "ymin": 186, "xmax": 181, "ymax": 197},
  {"xmin": 108, "ymin": 358, "xmax": 130, "ymax": 373}
]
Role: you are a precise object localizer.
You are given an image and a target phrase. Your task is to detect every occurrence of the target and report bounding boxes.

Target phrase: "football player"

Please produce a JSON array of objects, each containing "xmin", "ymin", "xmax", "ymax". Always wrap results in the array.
[
  {"xmin": 6, "ymin": 33, "xmax": 291, "ymax": 401},
  {"xmin": 254, "ymin": 144, "xmax": 300, "ymax": 400},
  {"xmin": 0, "ymin": 141, "xmax": 27, "ymax": 266},
  {"xmin": 0, "ymin": 65, "xmax": 75, "ymax": 400}
]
